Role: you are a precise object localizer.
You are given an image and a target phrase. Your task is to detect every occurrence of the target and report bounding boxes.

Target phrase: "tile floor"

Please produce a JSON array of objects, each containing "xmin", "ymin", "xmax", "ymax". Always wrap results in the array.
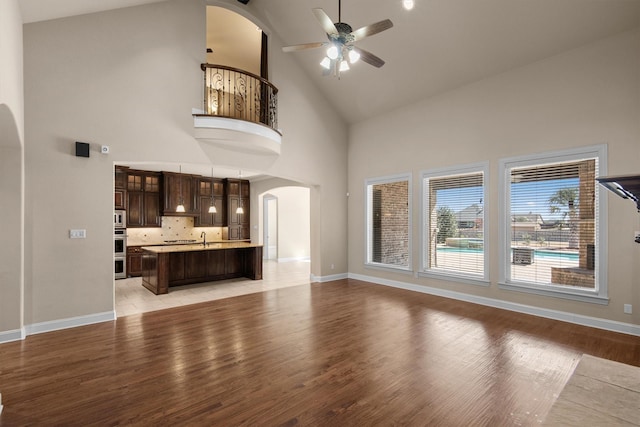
[{"xmin": 115, "ymin": 259, "xmax": 311, "ymax": 317}]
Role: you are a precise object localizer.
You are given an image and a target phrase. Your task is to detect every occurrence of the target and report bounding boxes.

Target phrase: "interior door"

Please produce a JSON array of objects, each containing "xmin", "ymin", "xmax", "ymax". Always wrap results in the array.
[{"xmin": 263, "ymin": 196, "xmax": 278, "ymax": 260}]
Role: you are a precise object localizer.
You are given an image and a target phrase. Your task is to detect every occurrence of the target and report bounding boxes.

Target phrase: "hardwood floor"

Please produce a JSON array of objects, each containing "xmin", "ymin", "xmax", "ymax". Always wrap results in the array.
[{"xmin": 1, "ymin": 279, "xmax": 639, "ymax": 426}]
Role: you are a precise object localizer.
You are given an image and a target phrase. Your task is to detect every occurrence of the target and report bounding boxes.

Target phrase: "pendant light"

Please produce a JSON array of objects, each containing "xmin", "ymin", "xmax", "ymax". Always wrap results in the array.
[
  {"xmin": 208, "ymin": 167, "xmax": 217, "ymax": 214},
  {"xmin": 176, "ymin": 165, "xmax": 186, "ymax": 213},
  {"xmin": 236, "ymin": 170, "xmax": 244, "ymax": 214}
]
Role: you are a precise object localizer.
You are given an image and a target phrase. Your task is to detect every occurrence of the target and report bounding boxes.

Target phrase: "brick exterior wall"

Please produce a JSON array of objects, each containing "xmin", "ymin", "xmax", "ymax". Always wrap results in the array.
[{"xmin": 374, "ymin": 181, "xmax": 409, "ymax": 266}]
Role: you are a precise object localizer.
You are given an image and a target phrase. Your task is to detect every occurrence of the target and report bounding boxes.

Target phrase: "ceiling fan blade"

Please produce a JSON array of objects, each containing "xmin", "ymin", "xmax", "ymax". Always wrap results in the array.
[
  {"xmin": 282, "ymin": 42, "xmax": 328, "ymax": 53},
  {"xmin": 351, "ymin": 19, "xmax": 393, "ymax": 42},
  {"xmin": 312, "ymin": 8, "xmax": 339, "ymax": 36},
  {"xmin": 353, "ymin": 47, "xmax": 385, "ymax": 68}
]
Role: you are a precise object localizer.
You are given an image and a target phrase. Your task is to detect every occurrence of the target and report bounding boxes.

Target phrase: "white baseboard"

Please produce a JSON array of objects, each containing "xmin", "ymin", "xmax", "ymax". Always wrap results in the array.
[
  {"xmin": 24, "ymin": 311, "xmax": 116, "ymax": 336},
  {"xmin": 349, "ymin": 272, "xmax": 640, "ymax": 337},
  {"xmin": 310, "ymin": 272, "xmax": 348, "ymax": 283},
  {"xmin": 277, "ymin": 256, "xmax": 311, "ymax": 263},
  {"xmin": 0, "ymin": 327, "xmax": 25, "ymax": 344}
]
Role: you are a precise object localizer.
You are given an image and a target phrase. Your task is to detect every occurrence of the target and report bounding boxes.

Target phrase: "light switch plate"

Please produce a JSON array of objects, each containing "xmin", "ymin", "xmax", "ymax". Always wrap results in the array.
[{"xmin": 70, "ymin": 229, "xmax": 86, "ymax": 239}]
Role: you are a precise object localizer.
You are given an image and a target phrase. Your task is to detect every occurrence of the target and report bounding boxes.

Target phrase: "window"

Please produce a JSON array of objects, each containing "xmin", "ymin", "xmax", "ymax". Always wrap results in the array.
[
  {"xmin": 499, "ymin": 145, "xmax": 607, "ymax": 303},
  {"xmin": 421, "ymin": 163, "xmax": 488, "ymax": 284},
  {"xmin": 365, "ymin": 174, "xmax": 411, "ymax": 271}
]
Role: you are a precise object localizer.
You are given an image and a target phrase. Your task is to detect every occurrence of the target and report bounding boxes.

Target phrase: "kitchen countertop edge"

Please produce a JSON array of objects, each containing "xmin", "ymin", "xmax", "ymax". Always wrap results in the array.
[{"xmin": 141, "ymin": 242, "xmax": 262, "ymax": 253}]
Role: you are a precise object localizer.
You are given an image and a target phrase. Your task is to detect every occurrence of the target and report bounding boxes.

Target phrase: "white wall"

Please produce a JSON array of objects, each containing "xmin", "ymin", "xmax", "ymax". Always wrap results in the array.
[
  {"xmin": 348, "ymin": 28, "xmax": 640, "ymax": 327},
  {"xmin": 18, "ymin": 0, "xmax": 348, "ymax": 332},
  {"xmin": 0, "ymin": 0, "xmax": 24, "ymax": 139},
  {"xmin": 258, "ymin": 186, "xmax": 311, "ymax": 261},
  {"xmin": 0, "ymin": 0, "xmax": 24, "ymax": 340}
]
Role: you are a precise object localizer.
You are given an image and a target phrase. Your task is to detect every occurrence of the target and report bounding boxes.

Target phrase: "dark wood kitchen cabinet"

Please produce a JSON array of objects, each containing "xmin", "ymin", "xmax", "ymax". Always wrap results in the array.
[
  {"xmin": 126, "ymin": 170, "xmax": 161, "ymax": 228},
  {"xmin": 162, "ymin": 172, "xmax": 197, "ymax": 216},
  {"xmin": 127, "ymin": 246, "xmax": 144, "ymax": 277},
  {"xmin": 194, "ymin": 177, "xmax": 226, "ymax": 227},
  {"xmin": 226, "ymin": 179, "xmax": 250, "ymax": 240},
  {"xmin": 141, "ymin": 244, "xmax": 263, "ymax": 294},
  {"xmin": 114, "ymin": 166, "xmax": 128, "ymax": 210}
]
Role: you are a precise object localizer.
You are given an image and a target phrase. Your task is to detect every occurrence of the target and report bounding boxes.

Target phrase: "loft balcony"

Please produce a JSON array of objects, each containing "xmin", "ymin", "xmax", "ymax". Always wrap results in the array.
[{"xmin": 193, "ymin": 64, "xmax": 281, "ymax": 155}]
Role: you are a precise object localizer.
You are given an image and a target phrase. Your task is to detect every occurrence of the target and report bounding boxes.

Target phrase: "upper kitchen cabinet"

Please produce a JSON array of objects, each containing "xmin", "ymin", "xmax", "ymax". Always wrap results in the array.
[
  {"xmin": 226, "ymin": 179, "xmax": 250, "ymax": 240},
  {"xmin": 114, "ymin": 165, "xmax": 128, "ymax": 210},
  {"xmin": 127, "ymin": 170, "xmax": 161, "ymax": 228},
  {"xmin": 194, "ymin": 177, "xmax": 226, "ymax": 227},
  {"xmin": 162, "ymin": 172, "xmax": 197, "ymax": 216}
]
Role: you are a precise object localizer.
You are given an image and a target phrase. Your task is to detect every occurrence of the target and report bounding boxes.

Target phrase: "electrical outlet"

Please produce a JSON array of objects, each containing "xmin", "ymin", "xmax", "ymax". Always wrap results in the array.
[
  {"xmin": 69, "ymin": 229, "xmax": 86, "ymax": 239},
  {"xmin": 330, "ymin": 263, "xmax": 335, "ymax": 270},
  {"xmin": 624, "ymin": 304, "xmax": 632, "ymax": 314}
]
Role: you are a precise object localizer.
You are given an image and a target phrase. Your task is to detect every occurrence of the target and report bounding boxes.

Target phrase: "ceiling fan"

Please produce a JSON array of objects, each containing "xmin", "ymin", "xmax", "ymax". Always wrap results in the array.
[{"xmin": 282, "ymin": 0, "xmax": 393, "ymax": 76}]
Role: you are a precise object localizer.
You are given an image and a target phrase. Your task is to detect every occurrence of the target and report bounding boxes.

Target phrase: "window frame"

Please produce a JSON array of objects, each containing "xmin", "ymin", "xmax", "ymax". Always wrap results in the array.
[
  {"xmin": 364, "ymin": 173, "xmax": 413, "ymax": 273},
  {"xmin": 419, "ymin": 162, "xmax": 490, "ymax": 286},
  {"xmin": 498, "ymin": 145, "xmax": 608, "ymax": 304}
]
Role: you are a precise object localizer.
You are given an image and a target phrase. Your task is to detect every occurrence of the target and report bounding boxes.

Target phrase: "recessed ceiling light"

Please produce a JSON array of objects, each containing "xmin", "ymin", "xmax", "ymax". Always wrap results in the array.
[{"xmin": 403, "ymin": 0, "xmax": 415, "ymax": 11}]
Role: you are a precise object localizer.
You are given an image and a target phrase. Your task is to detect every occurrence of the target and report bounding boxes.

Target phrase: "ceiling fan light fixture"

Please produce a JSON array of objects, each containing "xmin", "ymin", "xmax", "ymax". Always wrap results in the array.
[
  {"xmin": 327, "ymin": 45, "xmax": 339, "ymax": 60},
  {"xmin": 320, "ymin": 57, "xmax": 332, "ymax": 69},
  {"xmin": 281, "ymin": 2, "xmax": 392, "ymax": 75},
  {"xmin": 348, "ymin": 49, "xmax": 360, "ymax": 64}
]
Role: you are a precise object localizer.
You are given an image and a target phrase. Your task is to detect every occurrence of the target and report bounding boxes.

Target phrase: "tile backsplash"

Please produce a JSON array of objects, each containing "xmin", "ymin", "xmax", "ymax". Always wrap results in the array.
[{"xmin": 127, "ymin": 217, "xmax": 225, "ymax": 246}]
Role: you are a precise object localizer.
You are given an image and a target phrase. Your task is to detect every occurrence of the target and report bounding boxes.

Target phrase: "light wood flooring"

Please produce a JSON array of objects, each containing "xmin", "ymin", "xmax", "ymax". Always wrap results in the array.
[
  {"xmin": 116, "ymin": 260, "xmax": 311, "ymax": 316},
  {"xmin": 544, "ymin": 354, "xmax": 640, "ymax": 426},
  {"xmin": 1, "ymin": 277, "xmax": 639, "ymax": 425}
]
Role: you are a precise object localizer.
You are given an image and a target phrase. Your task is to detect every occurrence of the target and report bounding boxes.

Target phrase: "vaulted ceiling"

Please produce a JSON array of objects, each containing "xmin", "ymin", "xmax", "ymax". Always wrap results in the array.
[{"xmin": 18, "ymin": 0, "xmax": 640, "ymax": 124}]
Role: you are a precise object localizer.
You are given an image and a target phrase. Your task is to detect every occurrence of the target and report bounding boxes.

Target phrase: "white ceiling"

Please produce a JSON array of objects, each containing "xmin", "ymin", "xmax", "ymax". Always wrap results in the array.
[
  {"xmin": 18, "ymin": 0, "xmax": 640, "ymax": 125},
  {"xmin": 263, "ymin": 0, "xmax": 640, "ymax": 123}
]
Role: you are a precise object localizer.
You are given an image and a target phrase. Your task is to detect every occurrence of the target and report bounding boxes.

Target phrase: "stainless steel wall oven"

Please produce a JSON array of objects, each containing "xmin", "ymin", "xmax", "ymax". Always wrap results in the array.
[{"xmin": 114, "ymin": 227, "xmax": 127, "ymax": 279}]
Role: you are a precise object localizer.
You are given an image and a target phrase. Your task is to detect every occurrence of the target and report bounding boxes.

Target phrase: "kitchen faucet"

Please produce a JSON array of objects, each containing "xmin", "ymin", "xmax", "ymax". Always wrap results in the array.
[{"xmin": 200, "ymin": 231, "xmax": 207, "ymax": 246}]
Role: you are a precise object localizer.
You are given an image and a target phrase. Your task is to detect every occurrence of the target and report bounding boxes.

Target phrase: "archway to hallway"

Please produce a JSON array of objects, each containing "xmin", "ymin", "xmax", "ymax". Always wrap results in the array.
[
  {"xmin": 0, "ymin": 104, "xmax": 24, "ymax": 339},
  {"xmin": 258, "ymin": 187, "xmax": 311, "ymax": 263}
]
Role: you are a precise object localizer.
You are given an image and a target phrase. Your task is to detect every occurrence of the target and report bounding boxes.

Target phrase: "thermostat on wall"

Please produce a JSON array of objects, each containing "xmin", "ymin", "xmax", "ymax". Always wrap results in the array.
[{"xmin": 101, "ymin": 145, "xmax": 110, "ymax": 154}]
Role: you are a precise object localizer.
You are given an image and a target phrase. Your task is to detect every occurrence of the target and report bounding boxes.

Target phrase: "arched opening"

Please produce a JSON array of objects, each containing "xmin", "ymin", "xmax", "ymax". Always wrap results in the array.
[
  {"xmin": 259, "ymin": 187, "xmax": 310, "ymax": 263},
  {"xmin": 0, "ymin": 104, "xmax": 24, "ymax": 341},
  {"xmin": 206, "ymin": 6, "xmax": 263, "ymax": 77}
]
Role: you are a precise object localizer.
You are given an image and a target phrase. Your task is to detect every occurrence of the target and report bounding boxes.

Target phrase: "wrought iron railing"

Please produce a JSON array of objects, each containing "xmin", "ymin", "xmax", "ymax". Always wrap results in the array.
[{"xmin": 199, "ymin": 64, "xmax": 278, "ymax": 132}]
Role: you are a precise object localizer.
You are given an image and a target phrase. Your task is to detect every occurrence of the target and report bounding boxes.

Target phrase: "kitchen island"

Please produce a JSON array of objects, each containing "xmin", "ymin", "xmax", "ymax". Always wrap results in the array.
[{"xmin": 141, "ymin": 242, "xmax": 263, "ymax": 294}]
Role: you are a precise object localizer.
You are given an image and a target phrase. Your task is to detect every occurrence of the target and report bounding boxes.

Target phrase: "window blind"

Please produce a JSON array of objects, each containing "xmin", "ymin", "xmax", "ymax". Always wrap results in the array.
[
  {"xmin": 424, "ymin": 171, "xmax": 485, "ymax": 277},
  {"xmin": 508, "ymin": 159, "xmax": 597, "ymax": 289}
]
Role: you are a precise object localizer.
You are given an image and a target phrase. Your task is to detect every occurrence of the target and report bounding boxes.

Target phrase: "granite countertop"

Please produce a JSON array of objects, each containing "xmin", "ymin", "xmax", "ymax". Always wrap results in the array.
[
  {"xmin": 141, "ymin": 242, "xmax": 262, "ymax": 253},
  {"xmin": 129, "ymin": 239, "xmax": 251, "ymax": 247}
]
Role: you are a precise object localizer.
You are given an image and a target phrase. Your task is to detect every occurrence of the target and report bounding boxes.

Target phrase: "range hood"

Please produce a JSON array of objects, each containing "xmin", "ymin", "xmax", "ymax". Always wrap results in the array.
[{"xmin": 597, "ymin": 175, "xmax": 640, "ymax": 212}]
